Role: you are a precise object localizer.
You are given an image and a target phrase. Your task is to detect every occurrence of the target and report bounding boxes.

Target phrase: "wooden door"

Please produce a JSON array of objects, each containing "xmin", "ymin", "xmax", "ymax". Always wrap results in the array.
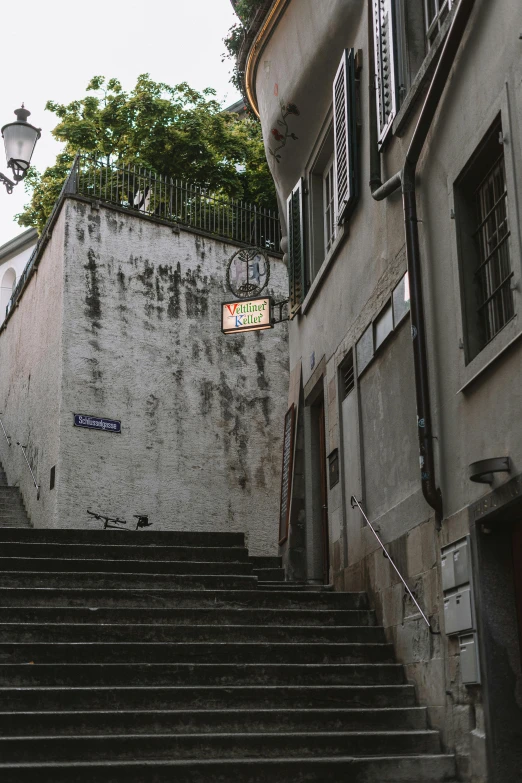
[
  {"xmin": 512, "ymin": 520, "xmax": 522, "ymax": 663},
  {"xmin": 318, "ymin": 400, "xmax": 329, "ymax": 583}
]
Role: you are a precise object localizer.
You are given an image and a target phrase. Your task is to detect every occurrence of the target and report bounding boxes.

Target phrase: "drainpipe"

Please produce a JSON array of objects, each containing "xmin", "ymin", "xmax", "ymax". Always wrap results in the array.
[{"xmin": 368, "ymin": 0, "xmax": 476, "ymax": 525}]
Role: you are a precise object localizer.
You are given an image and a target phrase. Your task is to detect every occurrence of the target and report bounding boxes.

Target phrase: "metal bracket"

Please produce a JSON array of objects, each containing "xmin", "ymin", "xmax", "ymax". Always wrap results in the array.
[
  {"xmin": 0, "ymin": 172, "xmax": 16, "ymax": 194},
  {"xmin": 272, "ymin": 298, "xmax": 289, "ymax": 325}
]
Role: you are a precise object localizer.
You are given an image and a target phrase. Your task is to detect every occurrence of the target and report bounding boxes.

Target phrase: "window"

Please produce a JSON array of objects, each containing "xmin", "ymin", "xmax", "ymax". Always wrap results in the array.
[
  {"xmin": 424, "ymin": 0, "xmax": 453, "ymax": 48},
  {"xmin": 455, "ymin": 118, "xmax": 515, "ymax": 363},
  {"xmin": 356, "ymin": 272, "xmax": 410, "ymax": 375},
  {"xmin": 309, "ymin": 128, "xmax": 336, "ymax": 282},
  {"xmin": 323, "ymin": 156, "xmax": 336, "ymax": 255},
  {"xmin": 287, "ymin": 179, "xmax": 306, "ymax": 316}
]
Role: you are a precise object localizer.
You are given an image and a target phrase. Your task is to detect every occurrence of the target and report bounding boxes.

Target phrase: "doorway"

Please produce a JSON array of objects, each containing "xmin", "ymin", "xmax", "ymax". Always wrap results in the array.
[{"xmin": 309, "ymin": 394, "xmax": 329, "ymax": 584}]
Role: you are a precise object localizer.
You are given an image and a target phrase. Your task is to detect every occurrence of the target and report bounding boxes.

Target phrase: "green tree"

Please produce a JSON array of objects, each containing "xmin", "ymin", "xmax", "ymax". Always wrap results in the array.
[{"xmin": 17, "ymin": 74, "xmax": 276, "ymax": 233}]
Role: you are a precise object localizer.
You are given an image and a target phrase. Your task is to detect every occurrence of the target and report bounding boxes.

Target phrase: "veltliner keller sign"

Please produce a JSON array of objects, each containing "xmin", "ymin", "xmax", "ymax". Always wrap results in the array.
[
  {"xmin": 221, "ymin": 297, "xmax": 273, "ymax": 335},
  {"xmin": 74, "ymin": 414, "xmax": 121, "ymax": 433}
]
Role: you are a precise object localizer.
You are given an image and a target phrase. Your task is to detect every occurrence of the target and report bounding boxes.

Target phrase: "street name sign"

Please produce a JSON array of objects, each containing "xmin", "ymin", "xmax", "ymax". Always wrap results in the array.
[{"xmin": 74, "ymin": 414, "xmax": 121, "ymax": 433}]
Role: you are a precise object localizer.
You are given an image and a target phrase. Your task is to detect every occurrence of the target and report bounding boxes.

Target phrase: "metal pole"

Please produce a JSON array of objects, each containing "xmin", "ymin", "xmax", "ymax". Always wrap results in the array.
[
  {"xmin": 350, "ymin": 495, "xmax": 437, "ymax": 632},
  {"xmin": 16, "ymin": 442, "xmax": 40, "ymax": 496},
  {"xmin": 0, "ymin": 416, "xmax": 11, "ymax": 447}
]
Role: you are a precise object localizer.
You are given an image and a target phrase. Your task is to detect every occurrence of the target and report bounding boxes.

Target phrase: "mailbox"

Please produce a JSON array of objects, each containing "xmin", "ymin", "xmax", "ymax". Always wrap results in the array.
[
  {"xmin": 443, "ymin": 586, "xmax": 473, "ymax": 635},
  {"xmin": 459, "ymin": 633, "xmax": 481, "ymax": 685}
]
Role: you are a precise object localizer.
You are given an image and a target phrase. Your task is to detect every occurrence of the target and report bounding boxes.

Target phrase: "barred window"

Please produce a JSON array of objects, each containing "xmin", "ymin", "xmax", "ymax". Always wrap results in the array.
[
  {"xmin": 455, "ymin": 117, "xmax": 515, "ymax": 363},
  {"xmin": 424, "ymin": 0, "xmax": 453, "ymax": 48},
  {"xmin": 474, "ymin": 150, "xmax": 513, "ymax": 345}
]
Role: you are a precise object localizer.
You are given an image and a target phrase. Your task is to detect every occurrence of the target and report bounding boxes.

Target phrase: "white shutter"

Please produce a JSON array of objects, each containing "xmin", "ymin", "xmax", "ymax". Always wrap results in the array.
[
  {"xmin": 373, "ymin": 0, "xmax": 398, "ymax": 146},
  {"xmin": 333, "ymin": 49, "xmax": 359, "ymax": 222},
  {"xmin": 286, "ymin": 180, "xmax": 305, "ymax": 315}
]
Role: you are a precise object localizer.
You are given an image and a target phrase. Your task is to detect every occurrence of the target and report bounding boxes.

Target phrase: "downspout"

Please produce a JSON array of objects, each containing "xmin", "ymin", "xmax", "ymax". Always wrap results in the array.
[{"xmin": 368, "ymin": 0, "xmax": 476, "ymax": 525}]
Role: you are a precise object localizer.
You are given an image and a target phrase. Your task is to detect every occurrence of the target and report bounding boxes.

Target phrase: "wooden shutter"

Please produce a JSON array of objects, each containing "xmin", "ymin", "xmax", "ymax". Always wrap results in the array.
[
  {"xmin": 333, "ymin": 48, "xmax": 359, "ymax": 223},
  {"xmin": 287, "ymin": 180, "xmax": 305, "ymax": 316},
  {"xmin": 373, "ymin": 0, "xmax": 398, "ymax": 147}
]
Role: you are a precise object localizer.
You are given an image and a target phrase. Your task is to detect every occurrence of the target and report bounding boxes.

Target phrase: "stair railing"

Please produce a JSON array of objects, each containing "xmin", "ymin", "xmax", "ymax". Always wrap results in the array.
[
  {"xmin": 16, "ymin": 441, "xmax": 40, "ymax": 500},
  {"xmin": 0, "ymin": 415, "xmax": 11, "ymax": 447},
  {"xmin": 350, "ymin": 495, "xmax": 440, "ymax": 635}
]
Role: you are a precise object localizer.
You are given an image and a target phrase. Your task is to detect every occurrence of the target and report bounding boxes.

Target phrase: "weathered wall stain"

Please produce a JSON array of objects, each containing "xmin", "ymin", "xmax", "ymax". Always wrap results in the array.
[{"xmin": 84, "ymin": 249, "xmax": 102, "ymax": 327}]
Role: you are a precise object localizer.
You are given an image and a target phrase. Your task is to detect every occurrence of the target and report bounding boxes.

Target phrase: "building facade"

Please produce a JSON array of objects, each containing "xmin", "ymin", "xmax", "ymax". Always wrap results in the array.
[
  {"xmin": 0, "ymin": 166, "xmax": 288, "ymax": 556},
  {"xmin": 0, "ymin": 229, "xmax": 37, "ymax": 324},
  {"xmin": 238, "ymin": 0, "xmax": 522, "ymax": 780}
]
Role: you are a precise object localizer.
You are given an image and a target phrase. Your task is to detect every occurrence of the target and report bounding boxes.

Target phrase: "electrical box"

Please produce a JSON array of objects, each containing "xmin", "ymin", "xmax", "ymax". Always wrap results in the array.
[
  {"xmin": 459, "ymin": 633, "xmax": 481, "ymax": 685},
  {"xmin": 443, "ymin": 586, "xmax": 474, "ymax": 635}
]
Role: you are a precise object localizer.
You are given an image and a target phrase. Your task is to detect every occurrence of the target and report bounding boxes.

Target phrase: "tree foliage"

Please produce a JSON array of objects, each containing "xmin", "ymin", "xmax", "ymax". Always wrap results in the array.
[{"xmin": 17, "ymin": 74, "xmax": 276, "ymax": 233}]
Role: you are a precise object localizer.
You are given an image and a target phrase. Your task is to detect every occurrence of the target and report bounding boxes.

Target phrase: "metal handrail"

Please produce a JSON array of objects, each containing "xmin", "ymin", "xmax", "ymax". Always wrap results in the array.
[
  {"xmin": 350, "ymin": 495, "xmax": 440, "ymax": 635},
  {"xmin": 16, "ymin": 442, "xmax": 40, "ymax": 499},
  {"xmin": 0, "ymin": 415, "xmax": 11, "ymax": 447}
]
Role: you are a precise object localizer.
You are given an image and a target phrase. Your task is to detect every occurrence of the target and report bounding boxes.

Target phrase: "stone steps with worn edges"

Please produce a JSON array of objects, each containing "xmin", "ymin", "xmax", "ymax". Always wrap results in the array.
[{"xmin": 0, "ymin": 684, "xmax": 417, "ymax": 711}]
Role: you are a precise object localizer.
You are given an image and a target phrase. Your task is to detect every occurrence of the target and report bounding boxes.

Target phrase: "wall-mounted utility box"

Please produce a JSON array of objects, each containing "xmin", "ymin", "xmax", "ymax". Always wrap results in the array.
[
  {"xmin": 441, "ymin": 536, "xmax": 471, "ymax": 591},
  {"xmin": 444, "ymin": 585, "xmax": 474, "ymax": 635},
  {"xmin": 459, "ymin": 632, "xmax": 481, "ymax": 685}
]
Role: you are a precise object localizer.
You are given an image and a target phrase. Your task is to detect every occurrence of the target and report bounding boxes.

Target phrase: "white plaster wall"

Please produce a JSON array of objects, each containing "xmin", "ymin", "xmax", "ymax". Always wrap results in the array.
[
  {"xmin": 57, "ymin": 199, "xmax": 288, "ymax": 555},
  {"xmin": 0, "ymin": 218, "xmax": 64, "ymax": 525}
]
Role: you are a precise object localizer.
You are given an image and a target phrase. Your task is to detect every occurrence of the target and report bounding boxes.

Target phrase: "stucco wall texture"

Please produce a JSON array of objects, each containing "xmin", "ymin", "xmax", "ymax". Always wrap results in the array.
[{"xmin": 0, "ymin": 197, "xmax": 289, "ymax": 556}]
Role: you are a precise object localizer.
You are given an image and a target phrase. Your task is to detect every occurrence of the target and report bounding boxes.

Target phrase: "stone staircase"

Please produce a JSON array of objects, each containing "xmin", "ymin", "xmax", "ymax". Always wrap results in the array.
[
  {"xmin": 0, "ymin": 528, "xmax": 457, "ymax": 782},
  {"xmin": 0, "ymin": 462, "xmax": 31, "ymax": 528}
]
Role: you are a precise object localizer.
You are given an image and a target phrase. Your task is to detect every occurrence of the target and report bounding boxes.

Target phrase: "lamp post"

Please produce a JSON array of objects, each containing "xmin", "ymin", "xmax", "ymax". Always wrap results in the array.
[{"xmin": 0, "ymin": 105, "xmax": 41, "ymax": 194}]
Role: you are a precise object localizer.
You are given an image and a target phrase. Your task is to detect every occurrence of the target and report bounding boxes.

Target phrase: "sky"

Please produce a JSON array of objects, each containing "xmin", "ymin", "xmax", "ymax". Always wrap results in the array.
[{"xmin": 0, "ymin": 0, "xmax": 240, "ymax": 246}]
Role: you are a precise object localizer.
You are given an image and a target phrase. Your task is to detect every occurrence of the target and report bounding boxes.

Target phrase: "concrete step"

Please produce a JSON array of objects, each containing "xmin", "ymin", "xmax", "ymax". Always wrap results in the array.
[
  {"xmin": 0, "ymin": 663, "xmax": 406, "ymax": 687},
  {"xmin": 0, "ymin": 542, "xmax": 251, "ymax": 562},
  {"xmin": 0, "ymin": 606, "xmax": 377, "ymax": 627},
  {"xmin": 0, "ymin": 572, "xmax": 258, "ymax": 591},
  {"xmin": 0, "ymin": 622, "xmax": 386, "ymax": 644},
  {"xmin": 0, "ymin": 730, "xmax": 442, "ymax": 763},
  {"xmin": 0, "ymin": 588, "xmax": 368, "ymax": 609},
  {"xmin": 0, "ymin": 684, "xmax": 417, "ymax": 711},
  {"xmin": 253, "ymin": 568, "xmax": 285, "ymax": 581},
  {"xmin": 0, "ymin": 707, "xmax": 429, "ymax": 736},
  {"xmin": 257, "ymin": 583, "xmax": 325, "ymax": 591},
  {"xmin": 0, "ymin": 558, "xmax": 254, "ymax": 576},
  {"xmin": 0, "ymin": 520, "xmax": 32, "ymax": 528},
  {"xmin": 249, "ymin": 556, "xmax": 282, "ymax": 569},
  {"xmin": 0, "ymin": 529, "xmax": 246, "ymax": 547},
  {"xmin": 0, "ymin": 641, "xmax": 395, "ymax": 665},
  {"xmin": 0, "ymin": 756, "xmax": 459, "ymax": 783}
]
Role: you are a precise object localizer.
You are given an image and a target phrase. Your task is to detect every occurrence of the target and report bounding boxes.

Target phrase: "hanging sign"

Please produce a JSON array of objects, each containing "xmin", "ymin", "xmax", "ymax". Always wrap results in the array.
[
  {"xmin": 221, "ymin": 297, "xmax": 273, "ymax": 335},
  {"xmin": 226, "ymin": 247, "xmax": 270, "ymax": 298},
  {"xmin": 74, "ymin": 414, "xmax": 121, "ymax": 433}
]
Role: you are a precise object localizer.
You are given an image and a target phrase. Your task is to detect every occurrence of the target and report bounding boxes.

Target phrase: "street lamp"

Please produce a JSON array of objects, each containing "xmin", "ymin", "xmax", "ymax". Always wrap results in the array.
[{"xmin": 0, "ymin": 105, "xmax": 41, "ymax": 194}]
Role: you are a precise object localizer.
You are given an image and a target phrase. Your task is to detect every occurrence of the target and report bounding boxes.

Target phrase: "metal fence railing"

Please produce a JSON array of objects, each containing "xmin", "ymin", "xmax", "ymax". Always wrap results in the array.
[
  {"xmin": 3, "ymin": 155, "xmax": 281, "ymax": 325},
  {"xmin": 75, "ymin": 155, "xmax": 281, "ymax": 253}
]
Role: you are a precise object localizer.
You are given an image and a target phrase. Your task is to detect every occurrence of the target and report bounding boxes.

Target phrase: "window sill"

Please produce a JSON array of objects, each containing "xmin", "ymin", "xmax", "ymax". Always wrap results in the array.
[
  {"xmin": 457, "ymin": 315, "xmax": 521, "ymax": 394},
  {"xmin": 301, "ymin": 225, "xmax": 347, "ymax": 316},
  {"xmin": 392, "ymin": 7, "xmax": 456, "ymax": 138}
]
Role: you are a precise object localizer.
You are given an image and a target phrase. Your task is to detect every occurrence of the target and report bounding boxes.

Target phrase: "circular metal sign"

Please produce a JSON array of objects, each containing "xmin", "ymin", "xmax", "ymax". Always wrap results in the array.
[{"xmin": 226, "ymin": 247, "xmax": 270, "ymax": 299}]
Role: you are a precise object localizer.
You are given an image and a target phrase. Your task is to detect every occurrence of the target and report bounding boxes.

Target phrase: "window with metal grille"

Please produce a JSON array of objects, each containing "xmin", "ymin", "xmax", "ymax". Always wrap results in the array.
[
  {"xmin": 340, "ymin": 351, "xmax": 355, "ymax": 399},
  {"xmin": 455, "ymin": 118, "xmax": 515, "ymax": 363},
  {"xmin": 424, "ymin": 0, "xmax": 453, "ymax": 48}
]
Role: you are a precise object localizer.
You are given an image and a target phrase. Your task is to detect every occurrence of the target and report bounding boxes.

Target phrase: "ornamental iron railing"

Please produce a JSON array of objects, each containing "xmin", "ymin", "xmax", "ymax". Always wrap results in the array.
[
  {"xmin": 75, "ymin": 155, "xmax": 280, "ymax": 252},
  {"xmin": 4, "ymin": 155, "xmax": 280, "ymax": 322}
]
